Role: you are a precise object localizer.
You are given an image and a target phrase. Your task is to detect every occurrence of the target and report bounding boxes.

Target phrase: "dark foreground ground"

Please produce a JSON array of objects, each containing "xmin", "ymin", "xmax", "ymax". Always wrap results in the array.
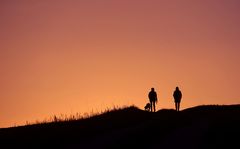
[{"xmin": 1, "ymin": 104, "xmax": 240, "ymax": 149}]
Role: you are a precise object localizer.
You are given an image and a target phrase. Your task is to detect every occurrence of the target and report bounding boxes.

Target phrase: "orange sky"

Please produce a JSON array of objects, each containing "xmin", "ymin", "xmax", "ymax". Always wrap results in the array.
[{"xmin": 1, "ymin": 0, "xmax": 240, "ymax": 128}]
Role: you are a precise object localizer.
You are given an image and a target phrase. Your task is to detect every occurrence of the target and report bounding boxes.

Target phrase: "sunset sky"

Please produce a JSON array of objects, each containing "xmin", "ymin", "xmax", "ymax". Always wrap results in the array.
[{"xmin": 1, "ymin": 0, "xmax": 240, "ymax": 128}]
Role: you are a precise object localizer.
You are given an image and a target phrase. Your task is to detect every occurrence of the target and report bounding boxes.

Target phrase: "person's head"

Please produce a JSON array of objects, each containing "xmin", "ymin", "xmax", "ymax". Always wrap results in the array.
[
  {"xmin": 151, "ymin": 88, "xmax": 155, "ymax": 91},
  {"xmin": 176, "ymin": 87, "xmax": 179, "ymax": 90}
]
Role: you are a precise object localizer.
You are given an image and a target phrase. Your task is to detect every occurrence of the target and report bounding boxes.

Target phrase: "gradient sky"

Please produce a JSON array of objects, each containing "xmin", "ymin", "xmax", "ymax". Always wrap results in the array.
[{"xmin": 1, "ymin": 0, "xmax": 240, "ymax": 128}]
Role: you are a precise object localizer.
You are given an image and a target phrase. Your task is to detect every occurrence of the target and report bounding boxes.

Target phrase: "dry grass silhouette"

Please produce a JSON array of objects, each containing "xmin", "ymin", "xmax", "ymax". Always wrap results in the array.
[
  {"xmin": 24, "ymin": 105, "xmax": 131, "ymax": 126},
  {"xmin": 1, "ymin": 104, "xmax": 240, "ymax": 149}
]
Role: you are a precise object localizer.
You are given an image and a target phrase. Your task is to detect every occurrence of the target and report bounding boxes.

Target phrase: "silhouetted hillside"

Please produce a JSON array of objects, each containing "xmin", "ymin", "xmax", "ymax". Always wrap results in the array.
[{"xmin": 1, "ymin": 105, "xmax": 240, "ymax": 149}]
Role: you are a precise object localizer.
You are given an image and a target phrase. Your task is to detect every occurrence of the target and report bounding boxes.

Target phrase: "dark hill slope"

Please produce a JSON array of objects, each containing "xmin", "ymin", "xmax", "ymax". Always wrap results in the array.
[{"xmin": 1, "ymin": 105, "xmax": 240, "ymax": 149}]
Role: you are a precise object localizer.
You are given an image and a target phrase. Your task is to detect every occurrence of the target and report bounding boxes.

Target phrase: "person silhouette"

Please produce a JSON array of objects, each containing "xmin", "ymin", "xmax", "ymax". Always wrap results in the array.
[
  {"xmin": 173, "ymin": 87, "xmax": 182, "ymax": 111},
  {"xmin": 148, "ymin": 88, "xmax": 158, "ymax": 112}
]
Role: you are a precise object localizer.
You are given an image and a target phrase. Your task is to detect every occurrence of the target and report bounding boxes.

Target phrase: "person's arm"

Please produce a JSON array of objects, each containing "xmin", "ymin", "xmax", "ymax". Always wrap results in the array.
[{"xmin": 155, "ymin": 92, "xmax": 158, "ymax": 103}]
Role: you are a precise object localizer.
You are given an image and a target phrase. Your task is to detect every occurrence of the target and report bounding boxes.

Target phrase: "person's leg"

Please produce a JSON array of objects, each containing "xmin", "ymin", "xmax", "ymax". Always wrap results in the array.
[
  {"xmin": 175, "ymin": 102, "xmax": 177, "ymax": 111},
  {"xmin": 150, "ymin": 101, "xmax": 153, "ymax": 112},
  {"xmin": 178, "ymin": 102, "xmax": 181, "ymax": 111},
  {"xmin": 153, "ymin": 102, "xmax": 156, "ymax": 112}
]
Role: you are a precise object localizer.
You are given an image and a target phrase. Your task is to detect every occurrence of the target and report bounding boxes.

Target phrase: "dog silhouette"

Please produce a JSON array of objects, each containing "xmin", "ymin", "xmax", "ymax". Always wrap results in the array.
[{"xmin": 144, "ymin": 103, "xmax": 151, "ymax": 111}]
